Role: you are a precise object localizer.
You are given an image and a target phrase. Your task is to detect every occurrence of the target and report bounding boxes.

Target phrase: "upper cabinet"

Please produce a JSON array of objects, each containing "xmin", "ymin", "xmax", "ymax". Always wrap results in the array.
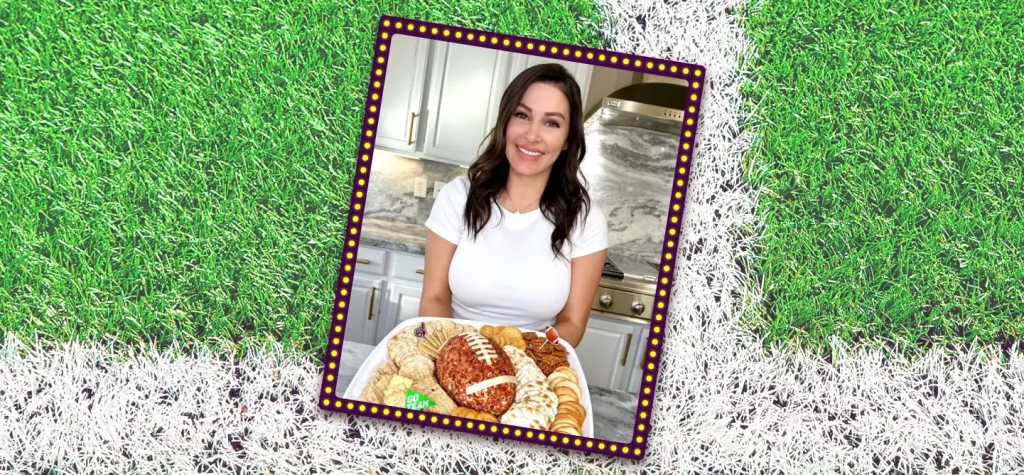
[
  {"xmin": 506, "ymin": 54, "xmax": 593, "ymax": 111},
  {"xmin": 376, "ymin": 35, "xmax": 430, "ymax": 152},
  {"xmin": 374, "ymin": 38, "xmax": 592, "ymax": 167},
  {"xmin": 421, "ymin": 42, "xmax": 511, "ymax": 167}
]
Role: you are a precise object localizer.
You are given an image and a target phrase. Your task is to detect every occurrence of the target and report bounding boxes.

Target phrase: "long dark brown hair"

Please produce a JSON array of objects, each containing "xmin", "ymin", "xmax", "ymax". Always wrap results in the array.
[{"xmin": 463, "ymin": 63, "xmax": 590, "ymax": 261}]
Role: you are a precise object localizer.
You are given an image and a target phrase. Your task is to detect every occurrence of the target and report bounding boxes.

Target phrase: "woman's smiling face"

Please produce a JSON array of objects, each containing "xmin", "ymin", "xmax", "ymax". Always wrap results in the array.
[{"xmin": 504, "ymin": 82, "xmax": 571, "ymax": 179}]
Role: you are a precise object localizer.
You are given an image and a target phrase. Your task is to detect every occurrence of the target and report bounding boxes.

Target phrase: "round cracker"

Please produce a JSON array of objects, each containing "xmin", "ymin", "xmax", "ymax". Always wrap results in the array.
[
  {"xmin": 559, "ymin": 401, "xmax": 587, "ymax": 425},
  {"xmin": 552, "ymin": 366, "xmax": 578, "ymax": 383},
  {"xmin": 552, "ymin": 425, "xmax": 581, "ymax": 436}
]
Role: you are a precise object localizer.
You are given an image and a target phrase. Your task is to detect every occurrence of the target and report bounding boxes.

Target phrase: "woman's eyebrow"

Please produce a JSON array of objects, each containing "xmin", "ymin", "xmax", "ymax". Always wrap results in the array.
[{"xmin": 518, "ymin": 103, "xmax": 566, "ymax": 120}]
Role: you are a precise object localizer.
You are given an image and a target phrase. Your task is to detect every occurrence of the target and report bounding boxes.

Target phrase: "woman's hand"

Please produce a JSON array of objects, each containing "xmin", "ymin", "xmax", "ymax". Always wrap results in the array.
[
  {"xmin": 418, "ymin": 230, "xmax": 458, "ymax": 318},
  {"xmin": 552, "ymin": 249, "xmax": 606, "ymax": 347}
]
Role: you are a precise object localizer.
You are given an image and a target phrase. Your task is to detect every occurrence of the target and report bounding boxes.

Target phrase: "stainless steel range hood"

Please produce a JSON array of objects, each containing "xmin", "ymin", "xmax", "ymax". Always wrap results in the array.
[{"xmin": 592, "ymin": 82, "xmax": 690, "ymax": 123}]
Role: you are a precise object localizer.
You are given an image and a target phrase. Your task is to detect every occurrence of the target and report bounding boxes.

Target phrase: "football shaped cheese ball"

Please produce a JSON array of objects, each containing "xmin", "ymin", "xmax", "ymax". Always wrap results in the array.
[{"xmin": 435, "ymin": 332, "xmax": 517, "ymax": 417}]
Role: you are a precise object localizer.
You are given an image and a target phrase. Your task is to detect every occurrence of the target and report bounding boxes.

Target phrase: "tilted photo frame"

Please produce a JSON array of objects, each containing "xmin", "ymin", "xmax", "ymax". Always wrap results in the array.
[{"xmin": 318, "ymin": 15, "xmax": 706, "ymax": 460}]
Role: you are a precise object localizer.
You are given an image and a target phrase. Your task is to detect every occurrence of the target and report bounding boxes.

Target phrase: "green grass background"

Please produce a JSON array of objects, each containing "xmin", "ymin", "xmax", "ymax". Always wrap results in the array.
[
  {"xmin": 742, "ymin": 0, "xmax": 1024, "ymax": 354},
  {"xmin": 0, "ymin": 0, "xmax": 607, "ymax": 357}
]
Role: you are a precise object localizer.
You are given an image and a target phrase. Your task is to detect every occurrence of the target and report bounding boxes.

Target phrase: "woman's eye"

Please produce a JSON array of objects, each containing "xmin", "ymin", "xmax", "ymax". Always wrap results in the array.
[
  {"xmin": 514, "ymin": 112, "xmax": 529, "ymax": 120},
  {"xmin": 547, "ymin": 121, "xmax": 561, "ymax": 128}
]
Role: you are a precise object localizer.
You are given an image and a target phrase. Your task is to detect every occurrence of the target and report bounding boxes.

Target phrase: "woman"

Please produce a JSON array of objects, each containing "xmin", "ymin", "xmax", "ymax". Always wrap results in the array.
[{"xmin": 418, "ymin": 63, "xmax": 608, "ymax": 348}]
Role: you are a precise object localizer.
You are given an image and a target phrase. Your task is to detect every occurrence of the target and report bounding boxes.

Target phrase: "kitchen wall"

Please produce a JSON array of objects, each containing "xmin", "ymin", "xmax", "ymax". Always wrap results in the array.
[
  {"xmin": 584, "ymin": 66, "xmax": 637, "ymax": 116},
  {"xmin": 364, "ymin": 149, "xmax": 467, "ymax": 225}
]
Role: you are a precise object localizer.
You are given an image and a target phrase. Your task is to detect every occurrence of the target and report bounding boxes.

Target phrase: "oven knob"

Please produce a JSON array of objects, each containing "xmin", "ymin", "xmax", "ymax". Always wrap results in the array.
[
  {"xmin": 631, "ymin": 301, "xmax": 645, "ymax": 315},
  {"xmin": 599, "ymin": 294, "xmax": 613, "ymax": 309}
]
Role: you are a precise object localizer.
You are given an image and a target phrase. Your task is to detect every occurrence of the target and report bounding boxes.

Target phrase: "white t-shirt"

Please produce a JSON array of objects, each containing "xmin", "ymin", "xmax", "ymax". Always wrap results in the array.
[{"xmin": 424, "ymin": 176, "xmax": 608, "ymax": 331}]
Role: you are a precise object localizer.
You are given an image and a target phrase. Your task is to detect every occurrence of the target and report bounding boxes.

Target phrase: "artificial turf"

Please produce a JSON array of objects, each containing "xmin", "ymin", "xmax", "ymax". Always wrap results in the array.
[
  {"xmin": 741, "ymin": 0, "xmax": 1024, "ymax": 355},
  {"xmin": 0, "ymin": 0, "xmax": 608, "ymax": 357}
]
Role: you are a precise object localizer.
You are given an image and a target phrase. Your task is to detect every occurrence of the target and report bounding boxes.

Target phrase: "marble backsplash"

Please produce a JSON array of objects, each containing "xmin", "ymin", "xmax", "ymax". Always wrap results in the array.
[
  {"xmin": 365, "ymin": 110, "xmax": 681, "ymax": 266},
  {"xmin": 364, "ymin": 150, "xmax": 467, "ymax": 225}
]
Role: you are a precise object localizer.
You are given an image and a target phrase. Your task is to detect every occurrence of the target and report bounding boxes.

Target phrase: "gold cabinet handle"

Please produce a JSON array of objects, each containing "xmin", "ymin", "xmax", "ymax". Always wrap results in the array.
[
  {"xmin": 356, "ymin": 258, "xmax": 370, "ymax": 265},
  {"xmin": 407, "ymin": 112, "xmax": 418, "ymax": 146},
  {"xmin": 415, "ymin": 269, "xmax": 424, "ymax": 275},
  {"xmin": 621, "ymin": 333, "xmax": 633, "ymax": 367},
  {"xmin": 368, "ymin": 287, "xmax": 377, "ymax": 321}
]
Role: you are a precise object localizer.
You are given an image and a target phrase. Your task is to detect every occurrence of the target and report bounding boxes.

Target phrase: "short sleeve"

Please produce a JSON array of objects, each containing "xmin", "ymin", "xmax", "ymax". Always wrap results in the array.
[
  {"xmin": 424, "ymin": 177, "xmax": 469, "ymax": 245},
  {"xmin": 569, "ymin": 203, "xmax": 609, "ymax": 259}
]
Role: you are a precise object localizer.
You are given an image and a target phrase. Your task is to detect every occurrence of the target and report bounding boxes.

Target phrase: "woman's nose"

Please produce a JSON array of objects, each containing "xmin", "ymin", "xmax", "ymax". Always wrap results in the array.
[{"xmin": 525, "ymin": 123, "xmax": 542, "ymax": 142}]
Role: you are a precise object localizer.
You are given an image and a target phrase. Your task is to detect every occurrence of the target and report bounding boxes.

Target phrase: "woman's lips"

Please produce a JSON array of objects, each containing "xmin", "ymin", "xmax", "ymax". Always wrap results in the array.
[{"xmin": 517, "ymin": 146, "xmax": 543, "ymax": 160}]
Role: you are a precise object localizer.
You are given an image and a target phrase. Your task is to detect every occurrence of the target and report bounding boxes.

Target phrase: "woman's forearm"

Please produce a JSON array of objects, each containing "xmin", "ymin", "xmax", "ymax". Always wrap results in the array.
[
  {"xmin": 552, "ymin": 318, "xmax": 587, "ymax": 348},
  {"xmin": 418, "ymin": 295, "xmax": 453, "ymax": 318}
]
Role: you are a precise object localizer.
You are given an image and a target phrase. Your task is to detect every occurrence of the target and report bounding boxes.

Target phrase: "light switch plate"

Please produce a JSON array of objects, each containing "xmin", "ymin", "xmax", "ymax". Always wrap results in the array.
[
  {"xmin": 414, "ymin": 176, "xmax": 428, "ymax": 198},
  {"xmin": 433, "ymin": 181, "xmax": 445, "ymax": 199}
]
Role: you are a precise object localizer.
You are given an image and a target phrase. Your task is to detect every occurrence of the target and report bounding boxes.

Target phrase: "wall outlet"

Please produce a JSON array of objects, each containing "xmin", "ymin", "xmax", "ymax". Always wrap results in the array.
[
  {"xmin": 433, "ymin": 181, "xmax": 445, "ymax": 199},
  {"xmin": 413, "ymin": 176, "xmax": 428, "ymax": 198}
]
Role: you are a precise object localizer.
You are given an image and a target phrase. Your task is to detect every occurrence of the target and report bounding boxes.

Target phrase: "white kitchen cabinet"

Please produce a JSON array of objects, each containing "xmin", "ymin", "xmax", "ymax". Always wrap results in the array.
[
  {"xmin": 627, "ymin": 326, "xmax": 650, "ymax": 394},
  {"xmin": 421, "ymin": 41, "xmax": 511, "ymax": 166},
  {"xmin": 377, "ymin": 281, "xmax": 424, "ymax": 345},
  {"xmin": 346, "ymin": 275, "xmax": 385, "ymax": 345},
  {"xmin": 506, "ymin": 54, "xmax": 593, "ymax": 112},
  {"xmin": 376, "ymin": 34, "xmax": 430, "ymax": 152},
  {"xmin": 574, "ymin": 315, "xmax": 636, "ymax": 391}
]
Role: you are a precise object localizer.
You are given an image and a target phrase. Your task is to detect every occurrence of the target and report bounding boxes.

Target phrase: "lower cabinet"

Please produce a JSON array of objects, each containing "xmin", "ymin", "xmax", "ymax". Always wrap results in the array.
[
  {"xmin": 345, "ymin": 275, "xmax": 384, "ymax": 346},
  {"xmin": 574, "ymin": 315, "xmax": 638, "ymax": 392},
  {"xmin": 377, "ymin": 280, "xmax": 424, "ymax": 345},
  {"xmin": 626, "ymin": 327, "xmax": 650, "ymax": 394}
]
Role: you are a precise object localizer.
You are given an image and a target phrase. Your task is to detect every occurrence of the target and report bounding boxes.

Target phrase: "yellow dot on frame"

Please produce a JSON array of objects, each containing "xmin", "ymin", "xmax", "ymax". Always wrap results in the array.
[
  {"xmin": 661, "ymin": 277, "xmax": 668, "ymax": 283},
  {"xmin": 540, "ymin": 45, "xmax": 547, "ymax": 52},
  {"xmin": 562, "ymin": 437, "xmax": 569, "ymax": 443},
  {"xmin": 574, "ymin": 439, "xmax": 581, "ymax": 446},
  {"xmin": 688, "ymin": 106, "xmax": 696, "ymax": 113},
  {"xmin": 332, "ymin": 338, "xmax": 339, "ymax": 345},
  {"xmin": 663, "ymin": 265, "xmax": 670, "ymax": 272},
  {"xmin": 659, "ymin": 290, "xmax": 666, "ymax": 297},
  {"xmin": 360, "ymin": 166, "xmax": 367, "ymax": 173},
  {"xmin": 395, "ymin": 410, "xmax": 402, "ymax": 417},
  {"xmin": 442, "ymin": 418, "xmax": 449, "ymax": 424},
  {"xmin": 329, "ymin": 361, "xmax": 336, "ymax": 368},
  {"xmin": 690, "ymin": 94, "xmax": 697, "ymax": 101},
  {"xmin": 683, "ymin": 144, "xmax": 690, "ymax": 151},
  {"xmin": 377, "ymin": 57, "xmax": 384, "ymax": 64},
  {"xmin": 647, "ymin": 61, "xmax": 653, "ymax": 68},
  {"xmin": 419, "ymin": 26, "xmax": 426, "ymax": 33},
  {"xmin": 383, "ymin": 20, "xmax": 391, "ymax": 27},
  {"xmin": 653, "ymin": 327, "xmax": 660, "ymax": 335},
  {"xmin": 539, "ymin": 433, "xmax": 545, "ymax": 440},
  {"xmin": 335, "ymin": 400, "xmax": 342, "ymax": 407},
  {"xmin": 622, "ymin": 446, "xmax": 629, "ymax": 453},
  {"xmin": 356, "ymin": 191, "xmax": 363, "ymax": 197},
  {"xmin": 491, "ymin": 426, "xmax": 497, "ymax": 432},
  {"xmin": 350, "ymin": 228, "xmax": 357, "ymax": 235},
  {"xmin": 444, "ymin": 30, "xmax": 450, "ymax": 36},
  {"xmin": 330, "ymin": 350, "xmax": 337, "ymax": 357},
  {"xmin": 371, "ymin": 407, "xmax": 378, "ymax": 413},
  {"xmin": 652, "ymin": 339, "xmax": 659, "ymax": 346},
  {"xmin": 323, "ymin": 398, "xmax": 330, "ymax": 406},
  {"xmin": 668, "ymin": 241, "xmax": 675, "ymax": 248},
  {"xmin": 551, "ymin": 47, "xmax": 558, "ymax": 53},
  {"xmin": 395, "ymin": 22, "xmax": 402, "ymax": 28},
  {"xmin": 407, "ymin": 24, "xmax": 413, "ymax": 31},
  {"xmin": 379, "ymin": 45, "xmax": 386, "ymax": 52},
  {"xmin": 468, "ymin": 33, "xmax": 474, "ymax": 40},
  {"xmin": 587, "ymin": 441, "xmax": 593, "ymax": 448},
  {"xmin": 502, "ymin": 428, "xmax": 509, "ymax": 434},
  {"xmin": 671, "ymin": 65, "xmax": 678, "ymax": 72},
  {"xmin": 611, "ymin": 445, "xmax": 617, "ymax": 451},
  {"xmin": 455, "ymin": 31, "xmax": 462, "ymax": 38},
  {"xmin": 382, "ymin": 32, "xmax": 388, "ymax": 39},
  {"xmin": 599, "ymin": 54, "xmax": 605, "ymax": 61},
  {"xmin": 641, "ymin": 411, "xmax": 647, "ymax": 419},
  {"xmin": 325, "ymin": 387, "xmax": 332, "ymax": 393},
  {"xmin": 680, "ymin": 155, "xmax": 688, "ymax": 162},
  {"xmin": 503, "ymin": 39, "xmax": 509, "ymax": 46},
  {"xmin": 406, "ymin": 412, "xmax": 413, "ymax": 419},
  {"xmin": 368, "ymin": 118, "xmax": 375, "ymax": 125},
  {"xmin": 683, "ymin": 67, "xmax": 690, "ymax": 74},
  {"xmin": 373, "ymin": 81, "xmax": 381, "ymax": 88},
  {"xmin": 353, "ymin": 215, "xmax": 360, "ymax": 222},
  {"xmin": 491, "ymin": 37, "xmax": 498, "ymax": 44},
  {"xmin": 358, "ymin": 179, "xmax": 365, "ymax": 186},
  {"xmin": 692, "ymin": 82, "xmax": 701, "ymax": 89},
  {"xmin": 336, "ymin": 312, "xmax": 344, "ymax": 320},
  {"xmin": 362, "ymin": 154, "xmax": 369, "ymax": 161},
  {"xmin": 685, "ymin": 131, "xmax": 692, "ymax": 138},
  {"xmin": 359, "ymin": 404, "xmax": 366, "ymax": 411},
  {"xmin": 657, "ymin": 302, "xmax": 665, "ymax": 309},
  {"xmin": 526, "ymin": 431, "xmax": 533, "ymax": 438},
  {"xmin": 431, "ymin": 28, "xmax": 438, "ymax": 34},
  {"xmin": 527, "ymin": 43, "xmax": 534, "ymax": 50},
  {"xmin": 365, "ymin": 131, "xmax": 373, "ymax": 137},
  {"xmin": 478, "ymin": 34, "xmax": 485, "ymax": 42},
  {"xmin": 369, "ymin": 106, "xmax": 377, "ymax": 113},
  {"xmin": 656, "ymin": 314, "xmax": 663, "ymax": 321},
  {"xmin": 675, "ymin": 192, "xmax": 682, "ymax": 199},
  {"xmin": 648, "ymin": 363, "xmax": 655, "ymax": 370},
  {"xmin": 599, "ymin": 443, "xmax": 605, "ymax": 449},
  {"xmin": 586, "ymin": 52, "xmax": 593, "ymax": 59},
  {"xmin": 611, "ymin": 56, "xmax": 618, "ymax": 63},
  {"xmin": 695, "ymin": 69, "xmax": 702, "ymax": 76},
  {"xmin": 371, "ymin": 93, "xmax": 379, "ymax": 100},
  {"xmin": 635, "ymin": 448, "xmax": 642, "ymax": 455},
  {"xmin": 639, "ymin": 424, "xmax": 646, "ymax": 431},
  {"xmin": 515, "ymin": 41, "xmax": 522, "ymax": 47},
  {"xmin": 642, "ymin": 398, "xmax": 650, "ymax": 405},
  {"xmin": 644, "ymin": 387, "xmax": 651, "ymax": 394},
  {"xmin": 375, "ymin": 69, "xmax": 382, "ymax": 76},
  {"xmin": 563, "ymin": 49, "xmax": 569, "ymax": 56},
  {"xmin": 419, "ymin": 414, "xmax": 425, "ymax": 421},
  {"xmin": 515, "ymin": 429, "xmax": 521, "ymax": 436}
]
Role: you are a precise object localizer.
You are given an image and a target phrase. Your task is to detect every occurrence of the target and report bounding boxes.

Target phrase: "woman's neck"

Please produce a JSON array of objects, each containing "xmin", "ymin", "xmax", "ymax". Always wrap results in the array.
[{"xmin": 504, "ymin": 170, "xmax": 549, "ymax": 212}]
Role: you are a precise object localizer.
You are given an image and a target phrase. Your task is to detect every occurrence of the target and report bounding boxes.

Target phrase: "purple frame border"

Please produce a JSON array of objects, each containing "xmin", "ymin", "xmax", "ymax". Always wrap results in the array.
[{"xmin": 317, "ymin": 15, "xmax": 707, "ymax": 461}]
